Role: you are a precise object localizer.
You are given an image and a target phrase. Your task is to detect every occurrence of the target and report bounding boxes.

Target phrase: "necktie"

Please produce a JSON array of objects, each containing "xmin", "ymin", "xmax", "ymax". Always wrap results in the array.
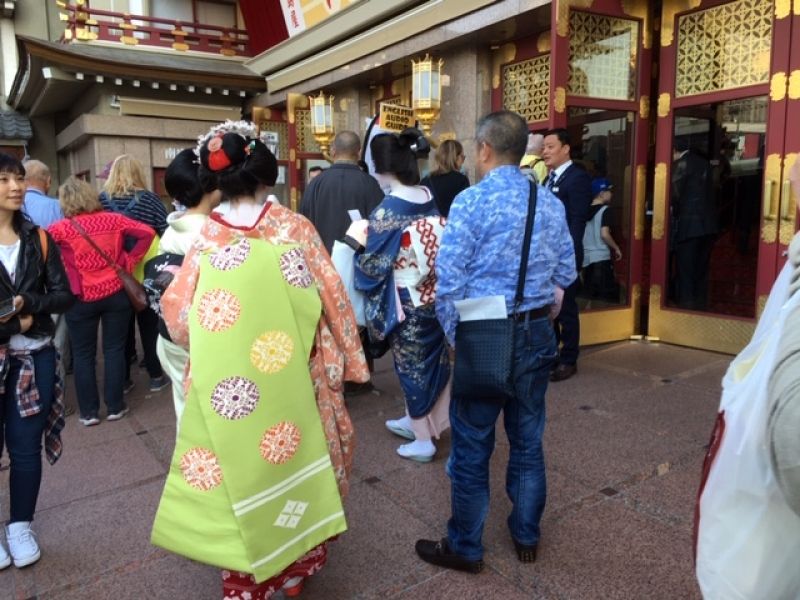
[{"xmin": 546, "ymin": 171, "xmax": 557, "ymax": 190}]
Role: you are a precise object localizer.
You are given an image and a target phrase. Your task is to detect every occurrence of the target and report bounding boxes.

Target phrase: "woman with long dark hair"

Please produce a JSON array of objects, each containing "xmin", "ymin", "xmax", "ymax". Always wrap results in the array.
[
  {"xmin": 152, "ymin": 121, "xmax": 368, "ymax": 598},
  {"xmin": 0, "ymin": 153, "xmax": 73, "ymax": 569},
  {"xmin": 354, "ymin": 130, "xmax": 451, "ymax": 462}
]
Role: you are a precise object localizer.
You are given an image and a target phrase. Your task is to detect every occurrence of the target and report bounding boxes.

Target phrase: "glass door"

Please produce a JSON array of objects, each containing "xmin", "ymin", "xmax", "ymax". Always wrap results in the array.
[{"xmin": 649, "ymin": 0, "xmax": 790, "ymax": 353}]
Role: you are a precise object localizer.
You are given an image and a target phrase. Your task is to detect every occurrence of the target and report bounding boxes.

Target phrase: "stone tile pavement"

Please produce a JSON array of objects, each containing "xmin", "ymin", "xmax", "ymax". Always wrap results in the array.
[{"xmin": 0, "ymin": 340, "xmax": 729, "ymax": 599}]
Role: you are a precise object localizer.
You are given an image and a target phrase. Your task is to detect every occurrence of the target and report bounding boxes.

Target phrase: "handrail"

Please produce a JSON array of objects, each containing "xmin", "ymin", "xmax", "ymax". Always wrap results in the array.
[{"xmin": 58, "ymin": 2, "xmax": 252, "ymax": 57}]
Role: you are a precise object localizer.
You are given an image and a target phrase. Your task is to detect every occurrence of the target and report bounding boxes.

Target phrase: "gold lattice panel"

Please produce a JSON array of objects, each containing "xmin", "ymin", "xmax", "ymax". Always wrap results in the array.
[
  {"xmin": 260, "ymin": 121, "xmax": 289, "ymax": 160},
  {"xmin": 569, "ymin": 11, "xmax": 638, "ymax": 101},
  {"xmin": 502, "ymin": 55, "xmax": 550, "ymax": 123},
  {"xmin": 676, "ymin": 0, "xmax": 772, "ymax": 97},
  {"xmin": 295, "ymin": 109, "xmax": 321, "ymax": 153}
]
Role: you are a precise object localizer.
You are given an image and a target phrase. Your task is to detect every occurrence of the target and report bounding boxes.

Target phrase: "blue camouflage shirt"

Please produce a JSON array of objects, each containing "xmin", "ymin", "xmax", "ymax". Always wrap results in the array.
[{"xmin": 435, "ymin": 164, "xmax": 576, "ymax": 345}]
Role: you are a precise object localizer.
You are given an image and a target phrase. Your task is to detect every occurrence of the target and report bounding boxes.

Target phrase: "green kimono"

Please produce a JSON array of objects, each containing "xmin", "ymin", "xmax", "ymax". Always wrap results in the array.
[{"xmin": 151, "ymin": 236, "xmax": 347, "ymax": 583}]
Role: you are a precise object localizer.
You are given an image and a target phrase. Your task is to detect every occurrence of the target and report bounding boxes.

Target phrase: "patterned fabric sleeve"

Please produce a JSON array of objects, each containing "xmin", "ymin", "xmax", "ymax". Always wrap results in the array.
[
  {"xmin": 161, "ymin": 242, "xmax": 202, "ymax": 349},
  {"xmin": 289, "ymin": 214, "xmax": 369, "ymax": 384}
]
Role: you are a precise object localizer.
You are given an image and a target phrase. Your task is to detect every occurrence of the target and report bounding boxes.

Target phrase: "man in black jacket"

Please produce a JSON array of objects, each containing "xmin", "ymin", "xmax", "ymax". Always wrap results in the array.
[
  {"xmin": 300, "ymin": 131, "xmax": 384, "ymax": 254},
  {"xmin": 542, "ymin": 128, "xmax": 592, "ymax": 382},
  {"xmin": 670, "ymin": 146, "xmax": 718, "ymax": 310}
]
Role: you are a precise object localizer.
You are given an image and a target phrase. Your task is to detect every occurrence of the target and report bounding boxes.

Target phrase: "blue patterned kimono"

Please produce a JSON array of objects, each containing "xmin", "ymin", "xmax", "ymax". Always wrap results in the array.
[{"xmin": 354, "ymin": 195, "xmax": 450, "ymax": 418}]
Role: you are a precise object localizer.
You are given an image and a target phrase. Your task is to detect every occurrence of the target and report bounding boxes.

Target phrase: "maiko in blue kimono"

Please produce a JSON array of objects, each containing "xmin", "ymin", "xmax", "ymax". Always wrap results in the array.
[{"xmin": 354, "ymin": 195, "xmax": 449, "ymax": 420}]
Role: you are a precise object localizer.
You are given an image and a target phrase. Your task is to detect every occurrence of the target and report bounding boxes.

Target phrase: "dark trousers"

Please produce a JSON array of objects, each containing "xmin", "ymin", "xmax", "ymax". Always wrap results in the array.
[
  {"xmin": 0, "ymin": 346, "xmax": 56, "ymax": 523},
  {"xmin": 674, "ymin": 235, "xmax": 715, "ymax": 311},
  {"xmin": 554, "ymin": 280, "xmax": 580, "ymax": 366},
  {"xmin": 125, "ymin": 307, "xmax": 163, "ymax": 380},
  {"xmin": 66, "ymin": 290, "xmax": 131, "ymax": 419}
]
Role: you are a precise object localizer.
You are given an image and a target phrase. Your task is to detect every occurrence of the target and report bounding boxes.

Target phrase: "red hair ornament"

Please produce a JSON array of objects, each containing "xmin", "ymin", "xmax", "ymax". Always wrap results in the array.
[{"xmin": 207, "ymin": 135, "xmax": 232, "ymax": 172}]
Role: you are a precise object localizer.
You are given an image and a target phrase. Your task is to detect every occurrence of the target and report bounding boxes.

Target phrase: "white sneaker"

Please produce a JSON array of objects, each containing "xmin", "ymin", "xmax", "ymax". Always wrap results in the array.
[
  {"xmin": 6, "ymin": 522, "xmax": 41, "ymax": 568},
  {"xmin": 385, "ymin": 416, "xmax": 415, "ymax": 441},
  {"xmin": 396, "ymin": 440, "xmax": 436, "ymax": 463},
  {"xmin": 0, "ymin": 539, "xmax": 10, "ymax": 570}
]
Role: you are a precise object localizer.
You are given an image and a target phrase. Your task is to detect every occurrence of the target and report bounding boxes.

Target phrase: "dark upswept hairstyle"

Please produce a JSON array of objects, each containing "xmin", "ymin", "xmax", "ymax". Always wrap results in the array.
[
  {"xmin": 475, "ymin": 110, "xmax": 529, "ymax": 164},
  {"xmin": 370, "ymin": 128, "xmax": 430, "ymax": 185},
  {"xmin": 198, "ymin": 133, "xmax": 277, "ymax": 200},
  {"xmin": 164, "ymin": 148, "xmax": 215, "ymax": 208},
  {"xmin": 0, "ymin": 153, "xmax": 30, "ymax": 232}
]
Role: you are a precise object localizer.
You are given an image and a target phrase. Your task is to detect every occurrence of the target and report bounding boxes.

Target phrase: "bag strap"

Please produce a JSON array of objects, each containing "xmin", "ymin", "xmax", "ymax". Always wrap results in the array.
[
  {"xmin": 37, "ymin": 227, "xmax": 48, "ymax": 262},
  {"xmin": 513, "ymin": 182, "xmax": 538, "ymax": 313},
  {"xmin": 69, "ymin": 218, "xmax": 122, "ymax": 272},
  {"xmin": 121, "ymin": 191, "xmax": 140, "ymax": 216}
]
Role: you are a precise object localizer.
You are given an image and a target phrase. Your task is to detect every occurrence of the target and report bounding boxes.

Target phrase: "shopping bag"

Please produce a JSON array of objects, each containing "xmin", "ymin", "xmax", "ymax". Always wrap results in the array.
[{"xmin": 695, "ymin": 262, "xmax": 800, "ymax": 599}]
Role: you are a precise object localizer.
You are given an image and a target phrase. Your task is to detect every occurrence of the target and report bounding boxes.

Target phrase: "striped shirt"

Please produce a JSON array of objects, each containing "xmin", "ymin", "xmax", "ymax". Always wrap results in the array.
[{"xmin": 100, "ymin": 189, "xmax": 168, "ymax": 236}]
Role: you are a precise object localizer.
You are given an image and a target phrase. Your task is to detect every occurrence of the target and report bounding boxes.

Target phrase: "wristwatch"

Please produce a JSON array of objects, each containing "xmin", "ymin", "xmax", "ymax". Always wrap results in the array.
[{"xmin": 341, "ymin": 235, "xmax": 365, "ymax": 253}]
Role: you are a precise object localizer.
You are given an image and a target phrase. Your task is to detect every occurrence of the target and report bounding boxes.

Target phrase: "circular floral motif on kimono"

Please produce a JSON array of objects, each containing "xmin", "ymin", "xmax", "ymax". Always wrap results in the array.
[
  {"xmin": 250, "ymin": 331, "xmax": 294, "ymax": 374},
  {"xmin": 196, "ymin": 288, "xmax": 241, "ymax": 332},
  {"xmin": 180, "ymin": 447, "xmax": 223, "ymax": 491},
  {"xmin": 210, "ymin": 376, "xmax": 260, "ymax": 420},
  {"xmin": 279, "ymin": 248, "xmax": 313, "ymax": 288},
  {"xmin": 259, "ymin": 421, "xmax": 301, "ymax": 464},
  {"xmin": 209, "ymin": 239, "xmax": 251, "ymax": 271}
]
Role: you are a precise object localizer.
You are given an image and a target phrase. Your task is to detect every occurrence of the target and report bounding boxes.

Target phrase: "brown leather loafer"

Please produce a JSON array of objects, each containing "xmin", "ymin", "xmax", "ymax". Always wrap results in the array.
[
  {"xmin": 550, "ymin": 363, "xmax": 577, "ymax": 382},
  {"xmin": 415, "ymin": 538, "xmax": 483, "ymax": 573}
]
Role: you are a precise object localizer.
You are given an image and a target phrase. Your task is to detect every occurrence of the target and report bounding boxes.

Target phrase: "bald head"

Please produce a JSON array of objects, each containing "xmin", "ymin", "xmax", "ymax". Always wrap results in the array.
[
  {"xmin": 526, "ymin": 133, "xmax": 544, "ymax": 155},
  {"xmin": 331, "ymin": 131, "xmax": 361, "ymax": 162},
  {"xmin": 23, "ymin": 159, "xmax": 52, "ymax": 192}
]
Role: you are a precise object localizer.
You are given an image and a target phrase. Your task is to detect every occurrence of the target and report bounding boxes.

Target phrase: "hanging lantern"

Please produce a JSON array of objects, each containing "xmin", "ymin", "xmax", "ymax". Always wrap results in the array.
[
  {"xmin": 411, "ymin": 54, "xmax": 444, "ymax": 136},
  {"xmin": 308, "ymin": 91, "xmax": 335, "ymax": 159}
]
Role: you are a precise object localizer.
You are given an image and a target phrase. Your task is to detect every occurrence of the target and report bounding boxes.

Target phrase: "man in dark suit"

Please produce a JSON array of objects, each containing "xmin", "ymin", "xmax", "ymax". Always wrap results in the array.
[
  {"xmin": 300, "ymin": 131, "xmax": 384, "ymax": 253},
  {"xmin": 670, "ymin": 146, "xmax": 718, "ymax": 310},
  {"xmin": 542, "ymin": 128, "xmax": 592, "ymax": 382}
]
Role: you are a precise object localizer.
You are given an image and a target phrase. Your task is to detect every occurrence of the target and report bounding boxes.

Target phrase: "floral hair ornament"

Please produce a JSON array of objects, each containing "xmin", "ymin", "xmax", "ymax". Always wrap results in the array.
[
  {"xmin": 194, "ymin": 119, "xmax": 257, "ymax": 159},
  {"xmin": 206, "ymin": 134, "xmax": 232, "ymax": 172}
]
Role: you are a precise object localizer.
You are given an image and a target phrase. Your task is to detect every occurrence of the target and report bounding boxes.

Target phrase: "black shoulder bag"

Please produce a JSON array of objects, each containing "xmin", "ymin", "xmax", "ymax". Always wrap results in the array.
[{"xmin": 452, "ymin": 182, "xmax": 537, "ymax": 404}]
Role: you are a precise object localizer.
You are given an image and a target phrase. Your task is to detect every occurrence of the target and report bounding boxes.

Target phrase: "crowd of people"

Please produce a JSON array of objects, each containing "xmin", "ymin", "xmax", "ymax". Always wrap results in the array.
[{"xmin": 0, "ymin": 108, "xmax": 797, "ymax": 599}]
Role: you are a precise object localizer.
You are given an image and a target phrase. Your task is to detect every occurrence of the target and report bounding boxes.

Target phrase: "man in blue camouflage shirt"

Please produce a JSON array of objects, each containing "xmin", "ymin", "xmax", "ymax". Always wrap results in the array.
[{"xmin": 416, "ymin": 111, "xmax": 575, "ymax": 572}]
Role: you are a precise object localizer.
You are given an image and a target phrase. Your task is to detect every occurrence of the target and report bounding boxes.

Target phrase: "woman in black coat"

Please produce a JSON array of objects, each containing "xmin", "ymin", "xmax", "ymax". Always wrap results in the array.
[
  {"xmin": 420, "ymin": 139, "xmax": 469, "ymax": 217},
  {"xmin": 0, "ymin": 153, "xmax": 73, "ymax": 570}
]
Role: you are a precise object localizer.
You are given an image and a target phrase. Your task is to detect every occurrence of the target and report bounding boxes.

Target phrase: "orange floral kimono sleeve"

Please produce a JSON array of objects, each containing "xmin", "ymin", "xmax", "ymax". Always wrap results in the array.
[{"xmin": 161, "ymin": 243, "xmax": 202, "ymax": 349}]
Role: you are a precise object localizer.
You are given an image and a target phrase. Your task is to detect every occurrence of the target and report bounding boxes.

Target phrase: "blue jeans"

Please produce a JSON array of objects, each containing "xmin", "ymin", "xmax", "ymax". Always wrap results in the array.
[
  {"xmin": 66, "ymin": 290, "xmax": 132, "ymax": 419},
  {"xmin": 446, "ymin": 317, "xmax": 557, "ymax": 560},
  {"xmin": 0, "ymin": 346, "xmax": 56, "ymax": 523}
]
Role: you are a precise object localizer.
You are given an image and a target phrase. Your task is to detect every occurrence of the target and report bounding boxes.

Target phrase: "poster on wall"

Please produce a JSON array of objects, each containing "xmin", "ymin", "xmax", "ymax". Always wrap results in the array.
[{"xmin": 279, "ymin": 0, "xmax": 362, "ymax": 37}]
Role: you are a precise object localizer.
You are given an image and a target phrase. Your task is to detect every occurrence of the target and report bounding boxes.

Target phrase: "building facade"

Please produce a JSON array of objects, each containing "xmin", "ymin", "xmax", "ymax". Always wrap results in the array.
[{"xmin": 2, "ymin": 0, "xmax": 796, "ymax": 354}]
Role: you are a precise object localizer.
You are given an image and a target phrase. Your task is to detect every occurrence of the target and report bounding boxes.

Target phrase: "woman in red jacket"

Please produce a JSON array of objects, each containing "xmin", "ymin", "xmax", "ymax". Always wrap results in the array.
[{"xmin": 49, "ymin": 177, "xmax": 154, "ymax": 426}]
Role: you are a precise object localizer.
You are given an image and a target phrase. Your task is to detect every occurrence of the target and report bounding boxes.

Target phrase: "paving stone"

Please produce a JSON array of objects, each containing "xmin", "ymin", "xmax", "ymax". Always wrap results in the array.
[{"xmin": 389, "ymin": 568, "xmax": 536, "ymax": 599}]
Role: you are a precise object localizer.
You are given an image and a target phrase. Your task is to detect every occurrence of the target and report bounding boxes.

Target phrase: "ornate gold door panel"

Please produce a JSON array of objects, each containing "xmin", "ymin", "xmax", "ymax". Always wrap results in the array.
[{"xmin": 649, "ymin": 0, "xmax": 792, "ymax": 354}]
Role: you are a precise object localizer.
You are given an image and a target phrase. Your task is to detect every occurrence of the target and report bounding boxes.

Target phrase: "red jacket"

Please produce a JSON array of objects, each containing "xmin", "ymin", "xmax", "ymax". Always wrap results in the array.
[{"xmin": 48, "ymin": 211, "xmax": 155, "ymax": 302}]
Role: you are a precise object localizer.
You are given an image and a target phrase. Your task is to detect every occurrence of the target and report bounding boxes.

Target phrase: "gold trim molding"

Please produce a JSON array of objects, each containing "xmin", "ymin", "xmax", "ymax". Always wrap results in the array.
[
  {"xmin": 491, "ymin": 43, "xmax": 517, "ymax": 90},
  {"xmin": 556, "ymin": 0, "xmax": 594, "ymax": 37},
  {"xmin": 635, "ymin": 164, "xmax": 646, "ymax": 240},
  {"xmin": 789, "ymin": 70, "xmax": 800, "ymax": 100},
  {"xmin": 781, "ymin": 153, "xmax": 798, "ymax": 245},
  {"xmin": 554, "ymin": 86, "xmax": 566, "ymax": 113},
  {"xmin": 648, "ymin": 285, "xmax": 754, "ymax": 355},
  {"xmin": 579, "ymin": 302, "xmax": 637, "ymax": 345},
  {"xmin": 639, "ymin": 96, "xmax": 650, "ymax": 120},
  {"xmin": 776, "ymin": 0, "xmax": 791, "ymax": 18},
  {"xmin": 772, "ymin": 72, "xmax": 788, "ymax": 102},
  {"xmin": 537, "ymin": 30, "xmax": 551, "ymax": 53},
  {"xmin": 621, "ymin": 0, "xmax": 652, "ymax": 49},
  {"xmin": 657, "ymin": 93, "xmax": 670, "ymax": 117},
  {"xmin": 653, "ymin": 162, "xmax": 667, "ymax": 240},
  {"xmin": 762, "ymin": 153, "xmax": 782, "ymax": 243},
  {"xmin": 661, "ymin": 0, "xmax": 702, "ymax": 47}
]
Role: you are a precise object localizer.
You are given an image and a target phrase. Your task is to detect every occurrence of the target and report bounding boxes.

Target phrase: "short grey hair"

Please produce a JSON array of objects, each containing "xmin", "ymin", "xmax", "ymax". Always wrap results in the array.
[
  {"xmin": 526, "ymin": 133, "xmax": 544, "ymax": 155},
  {"xmin": 22, "ymin": 159, "xmax": 51, "ymax": 183},
  {"xmin": 332, "ymin": 131, "xmax": 361, "ymax": 159},
  {"xmin": 475, "ymin": 111, "xmax": 529, "ymax": 164}
]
